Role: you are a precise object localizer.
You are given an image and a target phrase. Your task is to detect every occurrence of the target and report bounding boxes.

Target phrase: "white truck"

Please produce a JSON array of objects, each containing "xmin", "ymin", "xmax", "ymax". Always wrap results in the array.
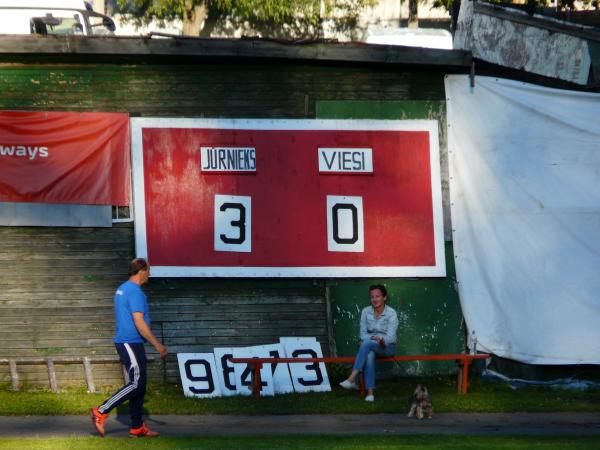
[{"xmin": 0, "ymin": 0, "xmax": 116, "ymax": 36}]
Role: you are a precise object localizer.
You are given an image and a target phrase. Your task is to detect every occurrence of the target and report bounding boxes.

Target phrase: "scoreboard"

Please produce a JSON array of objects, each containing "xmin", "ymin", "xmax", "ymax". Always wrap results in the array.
[{"xmin": 131, "ymin": 118, "xmax": 445, "ymax": 277}]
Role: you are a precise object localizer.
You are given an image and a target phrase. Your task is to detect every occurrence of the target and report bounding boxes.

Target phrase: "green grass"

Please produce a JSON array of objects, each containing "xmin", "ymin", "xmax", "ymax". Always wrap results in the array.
[
  {"xmin": 1, "ymin": 376, "xmax": 600, "ymax": 416},
  {"xmin": 1, "ymin": 435, "xmax": 600, "ymax": 450}
]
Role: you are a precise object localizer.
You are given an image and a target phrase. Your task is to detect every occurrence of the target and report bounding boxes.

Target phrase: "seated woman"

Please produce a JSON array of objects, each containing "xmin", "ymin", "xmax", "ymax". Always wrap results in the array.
[{"xmin": 339, "ymin": 284, "xmax": 399, "ymax": 402}]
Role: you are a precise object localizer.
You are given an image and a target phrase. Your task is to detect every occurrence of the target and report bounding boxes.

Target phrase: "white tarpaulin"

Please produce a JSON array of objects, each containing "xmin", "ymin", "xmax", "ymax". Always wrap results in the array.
[{"xmin": 445, "ymin": 75, "xmax": 600, "ymax": 364}]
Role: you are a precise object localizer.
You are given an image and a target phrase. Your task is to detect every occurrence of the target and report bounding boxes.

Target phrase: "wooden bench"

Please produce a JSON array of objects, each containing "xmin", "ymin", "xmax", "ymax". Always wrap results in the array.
[{"xmin": 230, "ymin": 353, "xmax": 490, "ymax": 398}]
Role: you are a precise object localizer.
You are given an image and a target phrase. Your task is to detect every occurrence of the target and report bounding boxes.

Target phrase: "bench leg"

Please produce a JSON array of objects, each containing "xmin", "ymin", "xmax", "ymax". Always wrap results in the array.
[
  {"xmin": 251, "ymin": 363, "xmax": 263, "ymax": 399},
  {"xmin": 458, "ymin": 359, "xmax": 472, "ymax": 394}
]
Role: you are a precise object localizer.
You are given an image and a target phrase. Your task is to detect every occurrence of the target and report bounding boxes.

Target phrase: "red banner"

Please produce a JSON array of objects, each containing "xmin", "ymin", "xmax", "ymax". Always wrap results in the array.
[
  {"xmin": 0, "ymin": 111, "xmax": 130, "ymax": 205},
  {"xmin": 132, "ymin": 119, "xmax": 445, "ymax": 278}
]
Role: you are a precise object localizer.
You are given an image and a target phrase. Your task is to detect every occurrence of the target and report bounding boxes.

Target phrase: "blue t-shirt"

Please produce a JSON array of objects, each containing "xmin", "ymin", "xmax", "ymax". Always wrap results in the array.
[{"xmin": 113, "ymin": 280, "xmax": 150, "ymax": 344}]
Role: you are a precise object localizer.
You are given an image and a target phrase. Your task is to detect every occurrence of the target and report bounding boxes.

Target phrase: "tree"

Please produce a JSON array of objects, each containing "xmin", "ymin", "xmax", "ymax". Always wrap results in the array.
[{"xmin": 117, "ymin": 0, "xmax": 377, "ymax": 38}]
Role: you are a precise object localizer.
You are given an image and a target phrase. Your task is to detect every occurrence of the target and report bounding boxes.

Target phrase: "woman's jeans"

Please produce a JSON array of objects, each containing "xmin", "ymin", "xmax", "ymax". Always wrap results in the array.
[{"xmin": 353, "ymin": 340, "xmax": 396, "ymax": 390}]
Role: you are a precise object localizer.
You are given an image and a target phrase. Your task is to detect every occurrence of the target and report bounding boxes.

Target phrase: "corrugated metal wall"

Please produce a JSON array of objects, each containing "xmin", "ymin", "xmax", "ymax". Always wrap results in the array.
[{"xmin": 0, "ymin": 57, "xmax": 450, "ymax": 387}]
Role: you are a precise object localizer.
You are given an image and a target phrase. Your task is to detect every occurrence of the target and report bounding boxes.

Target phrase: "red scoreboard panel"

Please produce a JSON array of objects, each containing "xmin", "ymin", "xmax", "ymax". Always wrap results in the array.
[{"xmin": 131, "ymin": 119, "xmax": 445, "ymax": 277}]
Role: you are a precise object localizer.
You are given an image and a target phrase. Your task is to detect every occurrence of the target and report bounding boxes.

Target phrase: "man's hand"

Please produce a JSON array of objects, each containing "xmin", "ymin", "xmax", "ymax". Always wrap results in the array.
[
  {"xmin": 156, "ymin": 342, "xmax": 169, "ymax": 359},
  {"xmin": 133, "ymin": 312, "xmax": 169, "ymax": 359}
]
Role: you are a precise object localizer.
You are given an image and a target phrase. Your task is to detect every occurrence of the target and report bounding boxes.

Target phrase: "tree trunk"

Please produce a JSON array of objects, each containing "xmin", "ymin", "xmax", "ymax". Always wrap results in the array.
[
  {"xmin": 408, "ymin": 0, "xmax": 419, "ymax": 28},
  {"xmin": 199, "ymin": 4, "xmax": 220, "ymax": 37},
  {"xmin": 183, "ymin": 3, "xmax": 208, "ymax": 36}
]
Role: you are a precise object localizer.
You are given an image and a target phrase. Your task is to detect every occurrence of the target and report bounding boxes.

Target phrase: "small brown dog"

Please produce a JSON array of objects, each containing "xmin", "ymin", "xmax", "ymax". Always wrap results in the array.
[{"xmin": 407, "ymin": 384, "xmax": 433, "ymax": 419}]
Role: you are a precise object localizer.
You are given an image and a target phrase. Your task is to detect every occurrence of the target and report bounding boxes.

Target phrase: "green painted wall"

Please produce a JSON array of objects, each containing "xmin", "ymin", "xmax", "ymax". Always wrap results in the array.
[
  {"xmin": 327, "ymin": 243, "xmax": 464, "ymax": 375},
  {"xmin": 317, "ymin": 100, "xmax": 464, "ymax": 375},
  {"xmin": 317, "ymin": 100, "xmax": 446, "ymax": 121}
]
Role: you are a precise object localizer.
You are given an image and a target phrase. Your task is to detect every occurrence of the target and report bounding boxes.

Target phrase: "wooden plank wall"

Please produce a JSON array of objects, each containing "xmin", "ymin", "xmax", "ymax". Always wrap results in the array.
[
  {"xmin": 0, "ymin": 225, "xmax": 328, "ymax": 387},
  {"xmin": 0, "ymin": 62, "xmax": 446, "ymax": 116},
  {"xmin": 0, "ymin": 57, "xmax": 447, "ymax": 388},
  {"xmin": 148, "ymin": 279, "xmax": 328, "ymax": 383},
  {"xmin": 0, "ymin": 225, "xmax": 134, "ymax": 388}
]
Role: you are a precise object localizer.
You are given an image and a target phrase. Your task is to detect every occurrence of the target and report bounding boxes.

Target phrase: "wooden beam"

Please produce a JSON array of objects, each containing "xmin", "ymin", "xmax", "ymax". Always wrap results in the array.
[
  {"xmin": 83, "ymin": 357, "xmax": 95, "ymax": 394},
  {"xmin": 46, "ymin": 358, "xmax": 58, "ymax": 393},
  {"xmin": 0, "ymin": 35, "xmax": 472, "ymax": 68}
]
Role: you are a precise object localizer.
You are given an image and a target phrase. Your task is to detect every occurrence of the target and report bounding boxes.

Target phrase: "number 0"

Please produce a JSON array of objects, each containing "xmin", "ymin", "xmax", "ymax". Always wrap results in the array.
[{"xmin": 326, "ymin": 195, "xmax": 364, "ymax": 253}]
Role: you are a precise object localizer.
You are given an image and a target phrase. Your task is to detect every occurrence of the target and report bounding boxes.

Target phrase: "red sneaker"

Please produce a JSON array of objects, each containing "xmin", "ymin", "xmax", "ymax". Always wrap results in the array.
[
  {"xmin": 90, "ymin": 407, "xmax": 108, "ymax": 437},
  {"xmin": 129, "ymin": 422, "xmax": 159, "ymax": 438}
]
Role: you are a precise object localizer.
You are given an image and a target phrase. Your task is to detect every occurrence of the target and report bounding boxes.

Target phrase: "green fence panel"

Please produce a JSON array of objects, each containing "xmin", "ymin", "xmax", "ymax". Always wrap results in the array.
[
  {"xmin": 316, "ymin": 100, "xmax": 445, "ymax": 121},
  {"xmin": 327, "ymin": 243, "xmax": 464, "ymax": 376}
]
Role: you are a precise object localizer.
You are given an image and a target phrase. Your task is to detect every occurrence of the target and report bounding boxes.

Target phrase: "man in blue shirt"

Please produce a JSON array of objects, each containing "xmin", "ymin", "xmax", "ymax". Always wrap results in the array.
[{"xmin": 91, "ymin": 258, "xmax": 168, "ymax": 437}]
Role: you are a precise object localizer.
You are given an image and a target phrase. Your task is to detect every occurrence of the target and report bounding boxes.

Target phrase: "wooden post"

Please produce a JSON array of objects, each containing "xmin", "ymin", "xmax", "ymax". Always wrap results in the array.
[
  {"xmin": 83, "ymin": 357, "xmax": 95, "ymax": 393},
  {"xmin": 304, "ymin": 94, "xmax": 311, "ymax": 117},
  {"xmin": 324, "ymin": 285, "xmax": 337, "ymax": 357},
  {"xmin": 8, "ymin": 359, "xmax": 19, "ymax": 391},
  {"xmin": 46, "ymin": 358, "xmax": 58, "ymax": 393}
]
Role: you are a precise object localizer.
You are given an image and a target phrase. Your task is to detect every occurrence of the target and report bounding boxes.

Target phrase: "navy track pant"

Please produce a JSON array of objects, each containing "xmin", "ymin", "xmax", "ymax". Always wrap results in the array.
[{"xmin": 98, "ymin": 342, "xmax": 147, "ymax": 429}]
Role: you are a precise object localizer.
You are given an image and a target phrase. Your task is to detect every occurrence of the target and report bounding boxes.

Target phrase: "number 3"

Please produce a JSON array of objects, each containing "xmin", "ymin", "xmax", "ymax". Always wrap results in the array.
[{"xmin": 214, "ymin": 195, "xmax": 252, "ymax": 252}]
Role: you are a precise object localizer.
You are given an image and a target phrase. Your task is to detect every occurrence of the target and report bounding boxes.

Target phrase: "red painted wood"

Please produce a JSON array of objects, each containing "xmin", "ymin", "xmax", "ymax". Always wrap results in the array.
[{"xmin": 230, "ymin": 354, "xmax": 490, "ymax": 398}]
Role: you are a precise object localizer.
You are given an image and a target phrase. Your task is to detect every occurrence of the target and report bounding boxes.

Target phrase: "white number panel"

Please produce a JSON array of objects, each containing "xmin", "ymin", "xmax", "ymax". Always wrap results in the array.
[
  {"xmin": 231, "ymin": 345, "xmax": 275, "ymax": 397},
  {"xmin": 177, "ymin": 353, "xmax": 222, "ymax": 398},
  {"xmin": 214, "ymin": 195, "xmax": 251, "ymax": 253},
  {"xmin": 280, "ymin": 337, "xmax": 331, "ymax": 393},
  {"xmin": 326, "ymin": 195, "xmax": 364, "ymax": 253},
  {"xmin": 213, "ymin": 347, "xmax": 238, "ymax": 397}
]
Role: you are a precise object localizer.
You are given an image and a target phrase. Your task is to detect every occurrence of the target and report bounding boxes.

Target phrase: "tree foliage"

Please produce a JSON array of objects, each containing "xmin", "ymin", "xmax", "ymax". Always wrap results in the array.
[{"xmin": 117, "ymin": 0, "xmax": 377, "ymax": 37}]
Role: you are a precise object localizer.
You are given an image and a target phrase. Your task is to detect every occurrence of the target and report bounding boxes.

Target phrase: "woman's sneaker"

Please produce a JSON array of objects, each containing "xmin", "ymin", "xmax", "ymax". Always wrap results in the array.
[
  {"xmin": 129, "ymin": 422, "xmax": 160, "ymax": 438},
  {"xmin": 339, "ymin": 379, "xmax": 358, "ymax": 390},
  {"xmin": 365, "ymin": 394, "xmax": 375, "ymax": 402}
]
